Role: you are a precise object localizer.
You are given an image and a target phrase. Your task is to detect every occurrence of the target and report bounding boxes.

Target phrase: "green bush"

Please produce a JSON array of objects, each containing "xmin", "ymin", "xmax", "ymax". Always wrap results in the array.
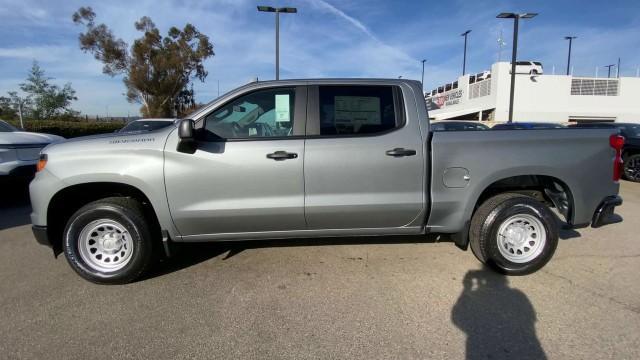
[{"xmin": 6, "ymin": 119, "xmax": 124, "ymax": 138}]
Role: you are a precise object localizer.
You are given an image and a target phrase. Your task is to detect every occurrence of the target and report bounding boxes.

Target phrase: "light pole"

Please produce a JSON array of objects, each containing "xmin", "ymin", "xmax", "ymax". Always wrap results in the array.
[
  {"xmin": 605, "ymin": 64, "xmax": 615, "ymax": 78},
  {"xmin": 564, "ymin": 36, "xmax": 576, "ymax": 75},
  {"xmin": 497, "ymin": 12, "xmax": 538, "ymax": 123},
  {"xmin": 461, "ymin": 30, "xmax": 471, "ymax": 75},
  {"xmin": 421, "ymin": 59, "xmax": 426, "ymax": 92},
  {"xmin": 257, "ymin": 6, "xmax": 297, "ymax": 80}
]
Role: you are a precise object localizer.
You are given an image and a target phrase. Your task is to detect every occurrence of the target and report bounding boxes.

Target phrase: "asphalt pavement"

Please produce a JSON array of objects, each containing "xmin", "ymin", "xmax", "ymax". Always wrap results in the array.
[{"xmin": 0, "ymin": 182, "xmax": 638, "ymax": 359}]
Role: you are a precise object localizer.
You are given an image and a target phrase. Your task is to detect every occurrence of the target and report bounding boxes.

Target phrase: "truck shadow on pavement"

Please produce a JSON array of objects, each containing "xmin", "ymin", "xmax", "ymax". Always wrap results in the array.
[
  {"xmin": 0, "ymin": 183, "xmax": 32, "ymax": 231},
  {"xmin": 141, "ymin": 234, "xmax": 446, "ymax": 281},
  {"xmin": 452, "ymin": 268, "xmax": 547, "ymax": 360},
  {"xmin": 143, "ymin": 217, "xmax": 583, "ymax": 281}
]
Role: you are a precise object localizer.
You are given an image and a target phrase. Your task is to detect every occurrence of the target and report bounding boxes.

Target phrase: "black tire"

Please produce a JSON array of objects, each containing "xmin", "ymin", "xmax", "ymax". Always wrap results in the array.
[
  {"xmin": 623, "ymin": 154, "xmax": 640, "ymax": 182},
  {"xmin": 469, "ymin": 193, "xmax": 558, "ymax": 275},
  {"xmin": 63, "ymin": 197, "xmax": 153, "ymax": 284}
]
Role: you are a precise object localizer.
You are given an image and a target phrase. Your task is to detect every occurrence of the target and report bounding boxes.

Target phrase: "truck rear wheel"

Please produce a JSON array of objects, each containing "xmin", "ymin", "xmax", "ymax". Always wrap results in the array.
[
  {"xmin": 63, "ymin": 197, "xmax": 153, "ymax": 284},
  {"xmin": 469, "ymin": 193, "xmax": 558, "ymax": 275}
]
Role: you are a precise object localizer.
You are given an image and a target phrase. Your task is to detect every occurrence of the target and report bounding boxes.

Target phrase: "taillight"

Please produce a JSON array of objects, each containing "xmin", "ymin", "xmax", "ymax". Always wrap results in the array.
[
  {"xmin": 36, "ymin": 153, "xmax": 47, "ymax": 172},
  {"xmin": 609, "ymin": 134, "xmax": 624, "ymax": 181}
]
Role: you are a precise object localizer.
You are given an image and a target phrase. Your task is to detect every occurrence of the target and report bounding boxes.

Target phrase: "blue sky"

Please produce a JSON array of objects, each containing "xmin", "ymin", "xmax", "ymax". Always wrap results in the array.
[{"xmin": 1, "ymin": 0, "xmax": 639, "ymax": 116}]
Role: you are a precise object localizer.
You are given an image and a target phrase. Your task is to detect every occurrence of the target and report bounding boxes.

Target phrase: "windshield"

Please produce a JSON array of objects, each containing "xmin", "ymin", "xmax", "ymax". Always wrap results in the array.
[
  {"xmin": 120, "ymin": 120, "xmax": 174, "ymax": 132},
  {"xmin": 0, "ymin": 120, "xmax": 18, "ymax": 132}
]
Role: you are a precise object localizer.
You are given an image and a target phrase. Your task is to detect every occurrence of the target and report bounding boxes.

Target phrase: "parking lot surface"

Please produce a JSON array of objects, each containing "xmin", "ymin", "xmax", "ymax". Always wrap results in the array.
[{"xmin": 1, "ymin": 182, "xmax": 639, "ymax": 359}]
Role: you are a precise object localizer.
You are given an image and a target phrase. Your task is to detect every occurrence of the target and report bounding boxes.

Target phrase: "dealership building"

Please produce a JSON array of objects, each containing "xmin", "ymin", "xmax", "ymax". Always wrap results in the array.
[{"xmin": 425, "ymin": 62, "xmax": 640, "ymax": 123}]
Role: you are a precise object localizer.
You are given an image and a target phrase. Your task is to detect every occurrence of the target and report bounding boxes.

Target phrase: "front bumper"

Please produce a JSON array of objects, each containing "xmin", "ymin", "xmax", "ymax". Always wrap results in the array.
[
  {"xmin": 32, "ymin": 225, "xmax": 51, "ymax": 247},
  {"xmin": 592, "ymin": 195, "xmax": 623, "ymax": 228}
]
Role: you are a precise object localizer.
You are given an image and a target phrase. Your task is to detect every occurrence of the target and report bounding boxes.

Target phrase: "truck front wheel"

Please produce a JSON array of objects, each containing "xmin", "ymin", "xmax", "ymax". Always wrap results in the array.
[
  {"xmin": 469, "ymin": 193, "xmax": 559, "ymax": 275},
  {"xmin": 62, "ymin": 197, "xmax": 153, "ymax": 284}
]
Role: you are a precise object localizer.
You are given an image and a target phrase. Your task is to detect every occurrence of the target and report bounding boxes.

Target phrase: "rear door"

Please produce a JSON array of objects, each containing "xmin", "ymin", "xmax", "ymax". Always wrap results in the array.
[
  {"xmin": 164, "ymin": 86, "xmax": 307, "ymax": 238},
  {"xmin": 303, "ymin": 84, "xmax": 425, "ymax": 230}
]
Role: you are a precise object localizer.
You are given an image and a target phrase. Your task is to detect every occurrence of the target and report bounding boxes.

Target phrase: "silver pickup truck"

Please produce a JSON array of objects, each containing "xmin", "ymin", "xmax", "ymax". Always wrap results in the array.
[{"xmin": 29, "ymin": 79, "xmax": 624, "ymax": 284}]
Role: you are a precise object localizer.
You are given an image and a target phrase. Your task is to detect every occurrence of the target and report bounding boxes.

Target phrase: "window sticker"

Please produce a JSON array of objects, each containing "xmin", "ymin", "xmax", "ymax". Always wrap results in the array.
[
  {"xmin": 275, "ymin": 94, "xmax": 290, "ymax": 123},
  {"xmin": 334, "ymin": 96, "xmax": 381, "ymax": 126}
]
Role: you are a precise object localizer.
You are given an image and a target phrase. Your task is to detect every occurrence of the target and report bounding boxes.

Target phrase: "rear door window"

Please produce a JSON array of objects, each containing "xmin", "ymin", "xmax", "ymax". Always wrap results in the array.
[{"xmin": 317, "ymin": 86, "xmax": 401, "ymax": 136}]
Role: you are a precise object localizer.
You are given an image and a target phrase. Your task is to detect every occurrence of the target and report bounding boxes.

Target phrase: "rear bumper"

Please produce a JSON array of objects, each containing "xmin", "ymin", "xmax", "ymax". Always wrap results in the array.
[
  {"xmin": 32, "ymin": 225, "xmax": 51, "ymax": 248},
  {"xmin": 592, "ymin": 195, "xmax": 623, "ymax": 228}
]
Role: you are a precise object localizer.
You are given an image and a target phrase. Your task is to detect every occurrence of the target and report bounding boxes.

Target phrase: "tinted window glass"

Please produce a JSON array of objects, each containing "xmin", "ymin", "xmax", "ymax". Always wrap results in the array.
[
  {"xmin": 205, "ymin": 87, "xmax": 295, "ymax": 139},
  {"xmin": 318, "ymin": 86, "xmax": 399, "ymax": 136}
]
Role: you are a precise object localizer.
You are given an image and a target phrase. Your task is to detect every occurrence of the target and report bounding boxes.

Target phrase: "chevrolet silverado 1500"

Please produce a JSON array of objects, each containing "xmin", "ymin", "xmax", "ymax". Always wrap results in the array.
[{"xmin": 29, "ymin": 79, "xmax": 623, "ymax": 284}]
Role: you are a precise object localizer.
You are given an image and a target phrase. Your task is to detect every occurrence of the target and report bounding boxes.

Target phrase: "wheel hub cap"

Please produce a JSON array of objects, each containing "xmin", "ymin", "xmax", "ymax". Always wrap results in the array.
[
  {"xmin": 100, "ymin": 233, "xmax": 122, "ymax": 253},
  {"xmin": 497, "ymin": 214, "xmax": 547, "ymax": 263},
  {"xmin": 78, "ymin": 219, "xmax": 133, "ymax": 272}
]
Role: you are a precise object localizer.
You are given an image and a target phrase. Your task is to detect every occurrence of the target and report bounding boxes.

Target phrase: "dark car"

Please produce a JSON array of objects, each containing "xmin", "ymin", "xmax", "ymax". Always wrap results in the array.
[
  {"xmin": 492, "ymin": 122, "xmax": 566, "ymax": 130},
  {"xmin": 431, "ymin": 121, "xmax": 490, "ymax": 131},
  {"xmin": 570, "ymin": 122, "xmax": 640, "ymax": 182},
  {"xmin": 119, "ymin": 119, "xmax": 177, "ymax": 133}
]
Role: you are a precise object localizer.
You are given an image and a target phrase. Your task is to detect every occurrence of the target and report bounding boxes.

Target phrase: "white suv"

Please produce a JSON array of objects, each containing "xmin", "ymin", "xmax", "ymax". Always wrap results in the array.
[
  {"xmin": 0, "ymin": 120, "xmax": 64, "ymax": 180},
  {"xmin": 512, "ymin": 61, "xmax": 543, "ymax": 75}
]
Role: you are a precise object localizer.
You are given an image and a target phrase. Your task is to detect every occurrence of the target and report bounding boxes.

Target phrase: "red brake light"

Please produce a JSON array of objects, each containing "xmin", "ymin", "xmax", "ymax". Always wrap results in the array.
[
  {"xmin": 610, "ymin": 134, "xmax": 624, "ymax": 150},
  {"xmin": 609, "ymin": 134, "xmax": 625, "ymax": 182}
]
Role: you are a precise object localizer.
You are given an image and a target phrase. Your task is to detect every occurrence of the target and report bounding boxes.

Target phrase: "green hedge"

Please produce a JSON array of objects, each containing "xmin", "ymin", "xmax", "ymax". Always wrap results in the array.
[{"xmin": 7, "ymin": 120, "xmax": 124, "ymax": 138}]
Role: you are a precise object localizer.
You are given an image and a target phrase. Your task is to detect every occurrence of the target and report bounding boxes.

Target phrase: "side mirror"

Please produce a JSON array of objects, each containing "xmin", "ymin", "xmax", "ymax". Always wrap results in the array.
[
  {"xmin": 178, "ymin": 119, "xmax": 195, "ymax": 141},
  {"xmin": 177, "ymin": 119, "xmax": 197, "ymax": 154}
]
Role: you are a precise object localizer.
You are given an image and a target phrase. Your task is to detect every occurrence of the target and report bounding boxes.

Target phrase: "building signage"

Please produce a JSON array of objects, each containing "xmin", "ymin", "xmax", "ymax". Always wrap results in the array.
[{"xmin": 426, "ymin": 89, "xmax": 464, "ymax": 110}]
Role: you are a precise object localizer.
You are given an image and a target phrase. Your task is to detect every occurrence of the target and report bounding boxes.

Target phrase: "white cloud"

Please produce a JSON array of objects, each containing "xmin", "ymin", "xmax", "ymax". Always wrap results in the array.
[
  {"xmin": 0, "ymin": 46, "xmax": 71, "ymax": 61},
  {"xmin": 2, "ymin": 0, "xmax": 639, "ymax": 115}
]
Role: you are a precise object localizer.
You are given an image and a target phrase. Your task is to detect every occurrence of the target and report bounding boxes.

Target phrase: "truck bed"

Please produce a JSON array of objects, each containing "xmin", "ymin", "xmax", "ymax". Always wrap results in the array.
[{"xmin": 428, "ymin": 128, "xmax": 619, "ymax": 233}]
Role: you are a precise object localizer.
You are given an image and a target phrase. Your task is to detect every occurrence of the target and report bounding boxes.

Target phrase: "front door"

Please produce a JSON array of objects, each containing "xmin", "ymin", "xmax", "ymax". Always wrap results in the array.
[
  {"xmin": 164, "ymin": 86, "xmax": 307, "ymax": 238},
  {"xmin": 303, "ymin": 84, "xmax": 425, "ymax": 230}
]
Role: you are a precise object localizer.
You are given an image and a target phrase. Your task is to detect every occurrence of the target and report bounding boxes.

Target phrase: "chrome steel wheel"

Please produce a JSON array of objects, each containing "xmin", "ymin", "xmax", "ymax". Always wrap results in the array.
[
  {"xmin": 625, "ymin": 156, "xmax": 640, "ymax": 182},
  {"xmin": 78, "ymin": 219, "xmax": 133, "ymax": 272},
  {"xmin": 496, "ymin": 214, "xmax": 546, "ymax": 263}
]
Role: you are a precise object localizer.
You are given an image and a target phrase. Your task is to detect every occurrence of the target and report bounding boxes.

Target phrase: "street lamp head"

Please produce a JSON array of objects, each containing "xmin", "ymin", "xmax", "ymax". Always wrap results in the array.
[
  {"xmin": 461, "ymin": 30, "xmax": 472, "ymax": 36},
  {"xmin": 422, "ymin": 59, "xmax": 426, "ymax": 64},
  {"xmin": 257, "ymin": 6, "xmax": 276, "ymax": 12},
  {"xmin": 497, "ymin": 12, "xmax": 538, "ymax": 19},
  {"xmin": 497, "ymin": 12, "xmax": 516, "ymax": 18},
  {"xmin": 278, "ymin": 7, "xmax": 297, "ymax": 13},
  {"xmin": 564, "ymin": 36, "xmax": 577, "ymax": 40}
]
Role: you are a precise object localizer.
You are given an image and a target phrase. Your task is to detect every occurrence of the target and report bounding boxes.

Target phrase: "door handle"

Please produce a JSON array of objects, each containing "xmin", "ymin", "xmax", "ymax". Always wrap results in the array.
[
  {"xmin": 266, "ymin": 151, "xmax": 298, "ymax": 161},
  {"xmin": 385, "ymin": 148, "xmax": 417, "ymax": 157}
]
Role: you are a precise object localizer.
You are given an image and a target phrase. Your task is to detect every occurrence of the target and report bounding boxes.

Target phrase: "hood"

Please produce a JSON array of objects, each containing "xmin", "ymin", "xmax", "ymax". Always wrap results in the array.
[
  {"xmin": 62, "ymin": 123, "xmax": 178, "ymax": 144},
  {"xmin": 60, "ymin": 131, "xmax": 127, "ymax": 144},
  {"xmin": 0, "ymin": 131, "xmax": 65, "ymax": 146},
  {"xmin": 42, "ymin": 125, "xmax": 176, "ymax": 155}
]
